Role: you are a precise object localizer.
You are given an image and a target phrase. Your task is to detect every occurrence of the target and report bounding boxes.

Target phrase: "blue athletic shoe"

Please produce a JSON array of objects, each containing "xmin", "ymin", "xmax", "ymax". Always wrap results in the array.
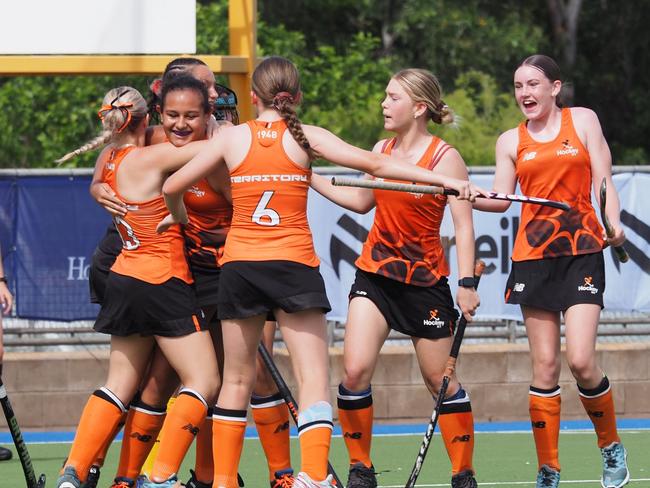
[
  {"xmin": 57, "ymin": 466, "xmax": 82, "ymax": 488},
  {"xmin": 536, "ymin": 465, "xmax": 560, "ymax": 488},
  {"xmin": 135, "ymin": 474, "xmax": 179, "ymax": 488},
  {"xmin": 601, "ymin": 442, "xmax": 630, "ymax": 488}
]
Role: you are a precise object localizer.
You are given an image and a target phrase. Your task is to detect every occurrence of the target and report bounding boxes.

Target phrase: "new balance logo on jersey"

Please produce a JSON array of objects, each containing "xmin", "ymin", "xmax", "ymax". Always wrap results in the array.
[
  {"xmin": 578, "ymin": 276, "xmax": 599, "ymax": 294},
  {"xmin": 556, "ymin": 139, "xmax": 579, "ymax": 156},
  {"xmin": 513, "ymin": 282, "xmax": 526, "ymax": 292},
  {"xmin": 522, "ymin": 151, "xmax": 537, "ymax": 162},
  {"xmin": 532, "ymin": 421, "xmax": 546, "ymax": 429},
  {"xmin": 588, "ymin": 410, "xmax": 604, "ymax": 418},
  {"xmin": 182, "ymin": 423, "xmax": 200, "ymax": 436},
  {"xmin": 344, "ymin": 431, "xmax": 362, "ymax": 439},
  {"xmin": 451, "ymin": 434, "xmax": 471, "ymax": 443},
  {"xmin": 423, "ymin": 309, "xmax": 445, "ymax": 328},
  {"xmin": 274, "ymin": 421, "xmax": 290, "ymax": 434},
  {"xmin": 130, "ymin": 432, "xmax": 153, "ymax": 443}
]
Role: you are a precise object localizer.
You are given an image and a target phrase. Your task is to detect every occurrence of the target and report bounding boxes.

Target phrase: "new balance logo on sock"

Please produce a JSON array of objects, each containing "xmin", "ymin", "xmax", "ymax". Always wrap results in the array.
[
  {"xmin": 344, "ymin": 431, "xmax": 362, "ymax": 439},
  {"xmin": 182, "ymin": 423, "xmax": 200, "ymax": 436},
  {"xmin": 451, "ymin": 435, "xmax": 471, "ymax": 443},
  {"xmin": 274, "ymin": 421, "xmax": 290, "ymax": 434},
  {"xmin": 532, "ymin": 421, "xmax": 546, "ymax": 429},
  {"xmin": 588, "ymin": 410, "xmax": 604, "ymax": 418},
  {"xmin": 129, "ymin": 432, "xmax": 153, "ymax": 443}
]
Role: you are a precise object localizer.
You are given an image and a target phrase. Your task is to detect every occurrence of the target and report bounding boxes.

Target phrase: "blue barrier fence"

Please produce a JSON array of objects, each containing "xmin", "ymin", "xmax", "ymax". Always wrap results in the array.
[{"xmin": 0, "ymin": 172, "xmax": 109, "ymax": 320}]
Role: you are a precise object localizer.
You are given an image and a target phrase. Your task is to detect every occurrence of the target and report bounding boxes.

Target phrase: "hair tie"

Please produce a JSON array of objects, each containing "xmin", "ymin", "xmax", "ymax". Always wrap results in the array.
[
  {"xmin": 98, "ymin": 90, "xmax": 135, "ymax": 133},
  {"xmin": 273, "ymin": 91, "xmax": 295, "ymax": 108},
  {"xmin": 150, "ymin": 78, "xmax": 163, "ymax": 98}
]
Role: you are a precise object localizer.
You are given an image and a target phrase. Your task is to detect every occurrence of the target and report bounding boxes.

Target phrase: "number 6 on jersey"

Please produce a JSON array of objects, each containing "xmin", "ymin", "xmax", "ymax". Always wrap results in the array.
[{"xmin": 252, "ymin": 190, "xmax": 281, "ymax": 226}]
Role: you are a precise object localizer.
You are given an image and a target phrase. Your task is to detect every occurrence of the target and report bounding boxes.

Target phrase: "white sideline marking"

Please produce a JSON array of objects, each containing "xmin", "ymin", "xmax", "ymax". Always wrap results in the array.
[{"xmin": 379, "ymin": 479, "xmax": 650, "ymax": 487}]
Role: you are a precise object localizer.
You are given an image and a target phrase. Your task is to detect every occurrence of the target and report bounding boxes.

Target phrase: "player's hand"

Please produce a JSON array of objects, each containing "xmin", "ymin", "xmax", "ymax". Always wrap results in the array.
[
  {"xmin": 0, "ymin": 281, "xmax": 13, "ymax": 315},
  {"xmin": 92, "ymin": 183, "xmax": 127, "ymax": 217},
  {"xmin": 156, "ymin": 213, "xmax": 186, "ymax": 234},
  {"xmin": 456, "ymin": 286, "xmax": 480, "ymax": 322},
  {"xmin": 443, "ymin": 177, "xmax": 488, "ymax": 202},
  {"xmin": 603, "ymin": 224, "xmax": 626, "ymax": 248}
]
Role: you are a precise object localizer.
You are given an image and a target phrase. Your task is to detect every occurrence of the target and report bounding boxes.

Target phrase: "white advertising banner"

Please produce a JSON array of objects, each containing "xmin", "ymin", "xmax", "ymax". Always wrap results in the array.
[
  {"xmin": 1, "ymin": 0, "xmax": 195, "ymax": 54},
  {"xmin": 308, "ymin": 172, "xmax": 650, "ymax": 322}
]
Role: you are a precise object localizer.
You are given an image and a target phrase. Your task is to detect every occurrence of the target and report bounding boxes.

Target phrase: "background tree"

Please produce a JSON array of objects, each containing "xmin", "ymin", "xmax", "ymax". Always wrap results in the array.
[{"xmin": 0, "ymin": 0, "xmax": 647, "ymax": 168}]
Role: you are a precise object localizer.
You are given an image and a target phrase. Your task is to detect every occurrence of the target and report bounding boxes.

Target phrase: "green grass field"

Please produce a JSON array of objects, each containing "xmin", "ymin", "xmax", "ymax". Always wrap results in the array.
[{"xmin": 1, "ymin": 431, "xmax": 648, "ymax": 487}]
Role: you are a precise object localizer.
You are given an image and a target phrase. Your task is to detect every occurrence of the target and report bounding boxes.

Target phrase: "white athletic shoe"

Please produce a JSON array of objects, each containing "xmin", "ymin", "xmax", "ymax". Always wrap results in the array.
[{"xmin": 292, "ymin": 472, "xmax": 335, "ymax": 487}]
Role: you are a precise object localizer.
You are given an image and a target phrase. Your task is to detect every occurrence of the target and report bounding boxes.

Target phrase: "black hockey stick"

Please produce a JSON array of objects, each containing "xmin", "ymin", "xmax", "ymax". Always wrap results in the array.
[
  {"xmin": 257, "ymin": 343, "xmax": 345, "ymax": 487},
  {"xmin": 599, "ymin": 177, "xmax": 629, "ymax": 263},
  {"xmin": 0, "ymin": 378, "xmax": 46, "ymax": 488},
  {"xmin": 331, "ymin": 177, "xmax": 570, "ymax": 211},
  {"xmin": 404, "ymin": 260, "xmax": 486, "ymax": 488}
]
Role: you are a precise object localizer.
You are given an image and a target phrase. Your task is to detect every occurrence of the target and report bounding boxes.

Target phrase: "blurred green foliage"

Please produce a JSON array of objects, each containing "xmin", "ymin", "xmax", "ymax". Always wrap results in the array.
[{"xmin": 0, "ymin": 0, "xmax": 647, "ymax": 168}]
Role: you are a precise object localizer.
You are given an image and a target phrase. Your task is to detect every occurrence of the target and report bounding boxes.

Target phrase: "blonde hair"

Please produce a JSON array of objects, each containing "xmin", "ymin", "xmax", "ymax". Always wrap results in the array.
[
  {"xmin": 392, "ymin": 69, "xmax": 454, "ymax": 125},
  {"xmin": 56, "ymin": 86, "xmax": 147, "ymax": 164},
  {"xmin": 251, "ymin": 56, "xmax": 320, "ymax": 160}
]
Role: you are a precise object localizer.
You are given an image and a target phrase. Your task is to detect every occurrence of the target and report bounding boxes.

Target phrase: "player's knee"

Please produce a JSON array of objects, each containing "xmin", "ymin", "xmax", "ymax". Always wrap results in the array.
[
  {"xmin": 342, "ymin": 366, "xmax": 372, "ymax": 392},
  {"xmin": 567, "ymin": 355, "xmax": 597, "ymax": 383}
]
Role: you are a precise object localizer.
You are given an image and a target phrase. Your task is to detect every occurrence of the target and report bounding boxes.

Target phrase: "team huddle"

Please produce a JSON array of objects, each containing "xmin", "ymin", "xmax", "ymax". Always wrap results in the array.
[{"xmin": 54, "ymin": 54, "xmax": 629, "ymax": 488}]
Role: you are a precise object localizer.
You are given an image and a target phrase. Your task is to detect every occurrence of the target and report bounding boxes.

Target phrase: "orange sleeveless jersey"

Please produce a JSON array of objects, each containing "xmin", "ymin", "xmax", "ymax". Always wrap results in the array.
[
  {"xmin": 183, "ymin": 179, "xmax": 232, "ymax": 270},
  {"xmin": 355, "ymin": 137, "xmax": 451, "ymax": 286},
  {"xmin": 105, "ymin": 147, "xmax": 193, "ymax": 284},
  {"xmin": 512, "ymin": 108, "xmax": 605, "ymax": 262},
  {"xmin": 100, "ymin": 145, "xmax": 133, "ymax": 190},
  {"xmin": 220, "ymin": 120, "xmax": 318, "ymax": 266}
]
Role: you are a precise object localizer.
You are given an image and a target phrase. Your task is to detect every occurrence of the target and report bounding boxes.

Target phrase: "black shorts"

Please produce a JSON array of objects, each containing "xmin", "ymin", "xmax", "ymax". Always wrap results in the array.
[
  {"xmin": 89, "ymin": 225, "xmax": 122, "ymax": 304},
  {"xmin": 505, "ymin": 252, "xmax": 605, "ymax": 312},
  {"xmin": 191, "ymin": 265, "xmax": 221, "ymax": 326},
  {"xmin": 216, "ymin": 261, "xmax": 331, "ymax": 320},
  {"xmin": 94, "ymin": 272, "xmax": 206, "ymax": 337},
  {"xmin": 349, "ymin": 269, "xmax": 458, "ymax": 339}
]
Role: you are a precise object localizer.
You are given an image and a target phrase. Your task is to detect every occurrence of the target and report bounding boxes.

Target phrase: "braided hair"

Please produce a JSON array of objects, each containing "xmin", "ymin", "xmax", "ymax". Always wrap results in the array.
[
  {"xmin": 56, "ymin": 87, "xmax": 147, "ymax": 164},
  {"xmin": 251, "ymin": 56, "xmax": 320, "ymax": 161}
]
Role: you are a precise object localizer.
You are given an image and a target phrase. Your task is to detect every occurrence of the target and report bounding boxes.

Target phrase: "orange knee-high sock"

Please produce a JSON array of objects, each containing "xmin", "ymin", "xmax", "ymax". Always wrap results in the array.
[
  {"xmin": 116, "ymin": 398, "xmax": 166, "ymax": 479},
  {"xmin": 438, "ymin": 388, "xmax": 475, "ymax": 475},
  {"xmin": 193, "ymin": 408, "xmax": 214, "ymax": 483},
  {"xmin": 578, "ymin": 376, "xmax": 620, "ymax": 448},
  {"xmin": 92, "ymin": 411, "xmax": 126, "ymax": 468},
  {"xmin": 251, "ymin": 393, "xmax": 292, "ymax": 479},
  {"xmin": 65, "ymin": 388, "xmax": 127, "ymax": 482},
  {"xmin": 337, "ymin": 384, "xmax": 373, "ymax": 468},
  {"xmin": 150, "ymin": 389, "xmax": 208, "ymax": 482},
  {"xmin": 529, "ymin": 385, "xmax": 561, "ymax": 471},
  {"xmin": 298, "ymin": 401, "xmax": 333, "ymax": 481},
  {"xmin": 212, "ymin": 407, "xmax": 247, "ymax": 488}
]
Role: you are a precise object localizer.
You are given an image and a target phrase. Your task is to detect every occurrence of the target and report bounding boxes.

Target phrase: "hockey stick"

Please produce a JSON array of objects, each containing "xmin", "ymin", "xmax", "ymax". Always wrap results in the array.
[
  {"xmin": 0, "ymin": 379, "xmax": 46, "ymax": 488},
  {"xmin": 257, "ymin": 343, "xmax": 345, "ymax": 487},
  {"xmin": 330, "ymin": 177, "xmax": 570, "ymax": 211},
  {"xmin": 404, "ymin": 260, "xmax": 486, "ymax": 488},
  {"xmin": 599, "ymin": 178, "xmax": 629, "ymax": 263}
]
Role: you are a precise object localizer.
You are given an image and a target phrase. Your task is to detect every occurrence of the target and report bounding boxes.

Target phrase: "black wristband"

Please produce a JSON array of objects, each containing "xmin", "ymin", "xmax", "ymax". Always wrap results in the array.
[
  {"xmin": 457, "ymin": 277, "xmax": 475, "ymax": 288},
  {"xmin": 0, "ymin": 276, "xmax": 7, "ymax": 284}
]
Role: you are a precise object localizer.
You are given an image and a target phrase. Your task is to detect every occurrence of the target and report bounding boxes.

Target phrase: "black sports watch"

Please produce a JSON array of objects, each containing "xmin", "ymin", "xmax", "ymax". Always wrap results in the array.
[{"xmin": 458, "ymin": 277, "xmax": 475, "ymax": 288}]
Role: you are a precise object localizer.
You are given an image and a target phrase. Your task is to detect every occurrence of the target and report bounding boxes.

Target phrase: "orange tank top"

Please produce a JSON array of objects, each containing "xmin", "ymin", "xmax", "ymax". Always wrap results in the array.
[
  {"xmin": 183, "ymin": 179, "xmax": 232, "ymax": 270},
  {"xmin": 220, "ymin": 119, "xmax": 318, "ymax": 266},
  {"xmin": 106, "ymin": 147, "xmax": 193, "ymax": 284},
  {"xmin": 512, "ymin": 108, "xmax": 605, "ymax": 262},
  {"xmin": 100, "ymin": 145, "xmax": 134, "ymax": 189},
  {"xmin": 355, "ymin": 137, "xmax": 451, "ymax": 286}
]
